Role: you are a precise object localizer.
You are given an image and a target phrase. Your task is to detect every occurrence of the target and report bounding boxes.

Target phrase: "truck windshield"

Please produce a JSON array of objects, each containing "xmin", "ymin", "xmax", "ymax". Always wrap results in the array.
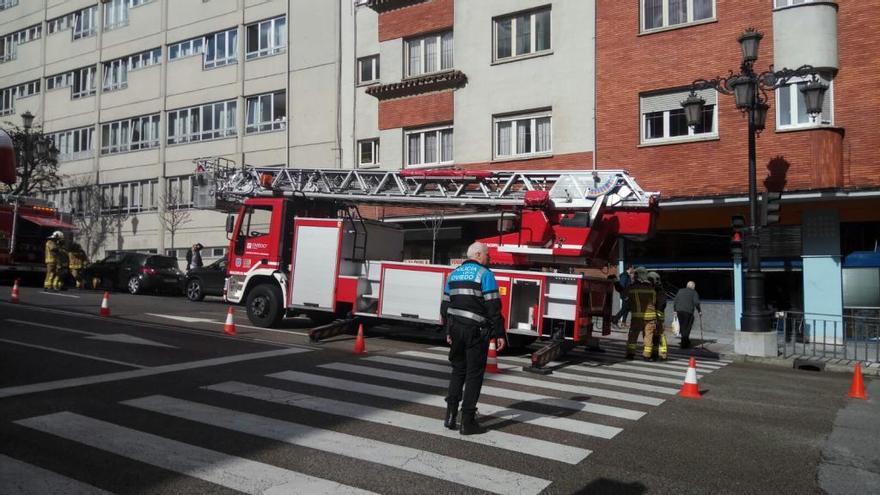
[{"xmin": 238, "ymin": 205, "xmax": 272, "ymax": 239}]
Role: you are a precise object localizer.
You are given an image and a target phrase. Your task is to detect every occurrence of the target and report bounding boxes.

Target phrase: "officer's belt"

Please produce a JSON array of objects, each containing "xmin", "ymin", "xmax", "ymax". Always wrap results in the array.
[{"xmin": 447, "ymin": 308, "xmax": 486, "ymax": 323}]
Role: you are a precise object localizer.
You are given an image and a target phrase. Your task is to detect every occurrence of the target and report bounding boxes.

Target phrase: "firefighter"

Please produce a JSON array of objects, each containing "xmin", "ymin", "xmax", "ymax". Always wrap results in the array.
[
  {"xmin": 54, "ymin": 236, "xmax": 70, "ymax": 290},
  {"xmin": 43, "ymin": 231, "xmax": 63, "ymax": 292},
  {"xmin": 442, "ymin": 242, "xmax": 506, "ymax": 435},
  {"xmin": 643, "ymin": 271, "xmax": 669, "ymax": 361},
  {"xmin": 68, "ymin": 242, "xmax": 88, "ymax": 289},
  {"xmin": 622, "ymin": 267, "xmax": 655, "ymax": 360}
]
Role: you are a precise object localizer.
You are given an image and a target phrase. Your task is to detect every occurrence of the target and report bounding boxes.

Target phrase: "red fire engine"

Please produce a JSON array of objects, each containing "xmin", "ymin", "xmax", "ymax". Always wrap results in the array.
[{"xmin": 193, "ymin": 158, "xmax": 658, "ymax": 356}]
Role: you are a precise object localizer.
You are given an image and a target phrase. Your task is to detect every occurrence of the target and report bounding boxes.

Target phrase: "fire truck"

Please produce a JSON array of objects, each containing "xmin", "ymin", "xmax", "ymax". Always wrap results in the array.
[{"xmin": 193, "ymin": 157, "xmax": 658, "ymax": 353}]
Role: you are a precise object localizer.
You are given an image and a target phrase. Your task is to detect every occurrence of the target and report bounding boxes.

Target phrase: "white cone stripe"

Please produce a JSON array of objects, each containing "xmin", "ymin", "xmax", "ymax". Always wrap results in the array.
[
  {"xmin": 397, "ymin": 351, "xmax": 685, "ymax": 388},
  {"xmin": 124, "ymin": 395, "xmax": 551, "ymax": 495},
  {"xmin": 684, "ymin": 367, "xmax": 699, "ymax": 384},
  {"xmin": 320, "ymin": 362, "xmax": 665, "ymax": 407},
  {"xmin": 0, "ymin": 454, "xmax": 115, "ymax": 495},
  {"xmin": 205, "ymin": 381, "xmax": 592, "ymax": 464},
  {"xmin": 270, "ymin": 370, "xmax": 645, "ymax": 424},
  {"xmin": 15, "ymin": 412, "xmax": 374, "ymax": 495}
]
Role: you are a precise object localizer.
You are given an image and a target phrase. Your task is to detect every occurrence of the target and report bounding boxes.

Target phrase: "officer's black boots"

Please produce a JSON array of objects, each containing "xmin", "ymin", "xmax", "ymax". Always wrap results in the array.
[
  {"xmin": 443, "ymin": 403, "xmax": 458, "ymax": 430},
  {"xmin": 459, "ymin": 411, "xmax": 486, "ymax": 435}
]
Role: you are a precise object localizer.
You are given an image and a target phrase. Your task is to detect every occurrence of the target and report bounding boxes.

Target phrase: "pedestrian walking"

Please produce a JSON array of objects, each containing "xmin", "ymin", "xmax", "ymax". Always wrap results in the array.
[
  {"xmin": 43, "ymin": 231, "xmax": 63, "ymax": 292},
  {"xmin": 186, "ymin": 243, "xmax": 204, "ymax": 271},
  {"xmin": 674, "ymin": 281, "xmax": 702, "ymax": 349},
  {"xmin": 643, "ymin": 271, "xmax": 668, "ymax": 361},
  {"xmin": 442, "ymin": 242, "xmax": 505, "ymax": 435},
  {"xmin": 612, "ymin": 265, "xmax": 635, "ymax": 327},
  {"xmin": 621, "ymin": 267, "xmax": 655, "ymax": 360}
]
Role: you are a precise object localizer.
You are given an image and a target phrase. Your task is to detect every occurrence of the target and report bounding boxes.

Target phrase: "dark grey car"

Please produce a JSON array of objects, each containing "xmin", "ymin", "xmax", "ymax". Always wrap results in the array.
[{"xmin": 184, "ymin": 258, "xmax": 227, "ymax": 301}]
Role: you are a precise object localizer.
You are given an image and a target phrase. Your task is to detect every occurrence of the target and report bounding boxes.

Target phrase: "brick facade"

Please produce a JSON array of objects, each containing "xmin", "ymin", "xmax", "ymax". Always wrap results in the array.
[
  {"xmin": 378, "ymin": 91, "xmax": 454, "ymax": 130},
  {"xmin": 461, "ymin": 151, "xmax": 594, "ymax": 171},
  {"xmin": 595, "ymin": 0, "xmax": 880, "ymax": 200},
  {"xmin": 378, "ymin": 0, "xmax": 454, "ymax": 42}
]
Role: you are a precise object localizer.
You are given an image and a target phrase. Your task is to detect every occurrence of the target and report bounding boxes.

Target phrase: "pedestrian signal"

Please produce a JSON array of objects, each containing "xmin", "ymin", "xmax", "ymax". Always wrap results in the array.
[
  {"xmin": 761, "ymin": 191, "xmax": 782, "ymax": 226},
  {"xmin": 730, "ymin": 215, "xmax": 745, "ymax": 256}
]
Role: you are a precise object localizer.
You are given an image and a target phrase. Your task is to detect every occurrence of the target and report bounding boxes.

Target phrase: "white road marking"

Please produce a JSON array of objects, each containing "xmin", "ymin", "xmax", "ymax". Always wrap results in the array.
[
  {"xmin": 427, "ymin": 345, "xmax": 729, "ymax": 367},
  {"xmin": 143, "ymin": 314, "xmax": 216, "ymax": 323},
  {"xmin": 145, "ymin": 313, "xmax": 311, "ymax": 337},
  {"xmin": 0, "ymin": 454, "xmax": 114, "ymax": 495},
  {"xmin": 496, "ymin": 353, "xmax": 713, "ymax": 376},
  {"xmin": 5, "ymin": 319, "xmax": 177, "ymax": 348},
  {"xmin": 396, "ymin": 351, "xmax": 684, "ymax": 390},
  {"xmin": 124, "ymin": 395, "xmax": 552, "ymax": 495},
  {"xmin": 0, "ymin": 339, "xmax": 145, "ymax": 369},
  {"xmin": 42, "ymin": 292, "xmax": 81, "ymax": 298},
  {"xmin": 271, "ymin": 369, "xmax": 644, "ymax": 422},
  {"xmin": 15, "ymin": 412, "xmax": 374, "ymax": 495},
  {"xmin": 321, "ymin": 362, "xmax": 666, "ymax": 407},
  {"xmin": 0, "ymin": 347, "xmax": 311, "ymax": 399}
]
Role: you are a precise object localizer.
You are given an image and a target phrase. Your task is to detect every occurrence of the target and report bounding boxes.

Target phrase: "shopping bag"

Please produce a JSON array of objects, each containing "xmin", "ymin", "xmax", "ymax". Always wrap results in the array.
[{"xmin": 671, "ymin": 313, "xmax": 681, "ymax": 336}]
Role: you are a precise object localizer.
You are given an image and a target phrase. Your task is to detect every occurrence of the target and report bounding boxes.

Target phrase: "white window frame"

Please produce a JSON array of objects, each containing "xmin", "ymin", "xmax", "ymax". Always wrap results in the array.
[
  {"xmin": 100, "ymin": 114, "xmax": 160, "ymax": 155},
  {"xmin": 639, "ymin": 89, "xmax": 718, "ymax": 144},
  {"xmin": 0, "ymin": 1, "xmax": 19, "ymax": 12},
  {"xmin": 493, "ymin": 111, "xmax": 553, "ymax": 159},
  {"xmin": 72, "ymin": 66, "xmax": 97, "ymax": 99},
  {"xmin": 49, "ymin": 126, "xmax": 94, "ymax": 161},
  {"xmin": 102, "ymin": 48, "xmax": 161, "ymax": 91},
  {"xmin": 46, "ymin": 72, "xmax": 74, "ymax": 91},
  {"xmin": 358, "ymin": 139, "xmax": 380, "ymax": 168},
  {"xmin": 405, "ymin": 31, "xmax": 453, "ymax": 78},
  {"xmin": 73, "ymin": 6, "xmax": 98, "ymax": 40},
  {"xmin": 640, "ymin": 0, "xmax": 715, "ymax": 32},
  {"xmin": 775, "ymin": 76, "xmax": 833, "ymax": 130},
  {"xmin": 166, "ymin": 176, "xmax": 193, "ymax": 208},
  {"xmin": 774, "ymin": 0, "xmax": 819, "ymax": 8},
  {"xmin": 405, "ymin": 125, "xmax": 453, "ymax": 169},
  {"xmin": 357, "ymin": 55, "xmax": 380, "ymax": 85},
  {"xmin": 103, "ymin": 0, "xmax": 152, "ymax": 32},
  {"xmin": 245, "ymin": 91, "xmax": 286, "ymax": 134},
  {"xmin": 245, "ymin": 16, "xmax": 286, "ymax": 60},
  {"xmin": 204, "ymin": 28, "xmax": 238, "ymax": 69},
  {"xmin": 493, "ymin": 7, "xmax": 552, "ymax": 62},
  {"xmin": 0, "ymin": 24, "xmax": 41, "ymax": 63},
  {"xmin": 167, "ymin": 100, "xmax": 237, "ymax": 145},
  {"xmin": 168, "ymin": 37, "xmax": 204, "ymax": 61}
]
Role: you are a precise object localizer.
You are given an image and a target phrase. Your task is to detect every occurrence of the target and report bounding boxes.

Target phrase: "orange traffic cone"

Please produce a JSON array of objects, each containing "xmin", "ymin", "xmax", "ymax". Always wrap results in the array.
[
  {"xmin": 11, "ymin": 278, "xmax": 20, "ymax": 303},
  {"xmin": 485, "ymin": 339, "xmax": 500, "ymax": 374},
  {"xmin": 224, "ymin": 307, "xmax": 237, "ymax": 336},
  {"xmin": 848, "ymin": 362, "xmax": 867, "ymax": 400},
  {"xmin": 353, "ymin": 324, "xmax": 367, "ymax": 355},
  {"xmin": 99, "ymin": 291, "xmax": 111, "ymax": 316},
  {"xmin": 678, "ymin": 357, "xmax": 701, "ymax": 399}
]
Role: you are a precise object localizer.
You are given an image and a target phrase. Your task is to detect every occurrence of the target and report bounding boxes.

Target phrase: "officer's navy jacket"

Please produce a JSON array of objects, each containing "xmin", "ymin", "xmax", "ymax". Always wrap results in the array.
[{"xmin": 441, "ymin": 259, "xmax": 503, "ymax": 337}]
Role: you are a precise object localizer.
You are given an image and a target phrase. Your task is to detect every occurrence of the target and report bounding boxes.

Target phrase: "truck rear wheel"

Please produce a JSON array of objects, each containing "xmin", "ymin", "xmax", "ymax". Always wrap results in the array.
[{"xmin": 246, "ymin": 284, "xmax": 283, "ymax": 328}]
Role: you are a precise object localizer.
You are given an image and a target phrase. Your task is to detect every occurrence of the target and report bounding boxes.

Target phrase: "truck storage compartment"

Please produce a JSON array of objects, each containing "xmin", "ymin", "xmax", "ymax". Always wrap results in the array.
[
  {"xmin": 509, "ymin": 279, "xmax": 541, "ymax": 331},
  {"xmin": 379, "ymin": 264, "xmax": 445, "ymax": 323},
  {"xmin": 289, "ymin": 221, "xmax": 340, "ymax": 310}
]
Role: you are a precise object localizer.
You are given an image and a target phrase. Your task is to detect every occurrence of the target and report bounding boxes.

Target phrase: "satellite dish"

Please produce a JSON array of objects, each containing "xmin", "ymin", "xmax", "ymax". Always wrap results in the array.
[{"xmin": 0, "ymin": 129, "xmax": 16, "ymax": 185}]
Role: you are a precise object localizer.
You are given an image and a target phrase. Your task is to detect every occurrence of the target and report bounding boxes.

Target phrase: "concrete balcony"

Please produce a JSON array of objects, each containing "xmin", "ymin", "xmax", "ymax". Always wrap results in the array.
[
  {"xmin": 12, "ymin": 93, "xmax": 41, "ymax": 121},
  {"xmin": 244, "ymin": 53, "xmax": 287, "ymax": 81},
  {"xmin": 168, "ymin": 0, "xmax": 237, "ymax": 30},
  {"xmin": 166, "ymin": 53, "xmax": 239, "ymax": 99},
  {"xmin": 99, "ymin": 148, "xmax": 160, "ymax": 174},
  {"xmin": 45, "ymin": 30, "xmax": 98, "ymax": 70},
  {"xmin": 165, "ymin": 137, "xmax": 237, "ymax": 164},
  {"xmin": 773, "ymin": 1, "xmax": 838, "ymax": 72},
  {"xmin": 44, "ymin": 85, "xmax": 97, "ymax": 121},
  {"xmin": 101, "ymin": 65, "xmax": 161, "ymax": 111},
  {"xmin": 0, "ymin": 41, "xmax": 43, "ymax": 84},
  {"xmin": 56, "ymin": 155, "xmax": 95, "ymax": 178},
  {"xmin": 243, "ymin": 128, "xmax": 286, "ymax": 153}
]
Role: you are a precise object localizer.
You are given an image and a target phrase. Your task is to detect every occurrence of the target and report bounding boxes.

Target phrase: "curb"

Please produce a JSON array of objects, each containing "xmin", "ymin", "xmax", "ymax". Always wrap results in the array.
[{"xmin": 721, "ymin": 352, "xmax": 880, "ymax": 376}]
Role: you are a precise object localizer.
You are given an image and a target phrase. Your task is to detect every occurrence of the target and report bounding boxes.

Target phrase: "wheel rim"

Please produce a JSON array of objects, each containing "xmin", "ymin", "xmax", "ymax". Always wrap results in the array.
[
  {"xmin": 251, "ymin": 295, "xmax": 269, "ymax": 318},
  {"xmin": 187, "ymin": 281, "xmax": 201, "ymax": 299},
  {"xmin": 128, "ymin": 278, "xmax": 139, "ymax": 293}
]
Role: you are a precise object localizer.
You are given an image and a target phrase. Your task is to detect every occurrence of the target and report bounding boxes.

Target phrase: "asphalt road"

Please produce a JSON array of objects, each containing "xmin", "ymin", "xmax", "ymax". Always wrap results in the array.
[{"xmin": 0, "ymin": 285, "xmax": 875, "ymax": 494}]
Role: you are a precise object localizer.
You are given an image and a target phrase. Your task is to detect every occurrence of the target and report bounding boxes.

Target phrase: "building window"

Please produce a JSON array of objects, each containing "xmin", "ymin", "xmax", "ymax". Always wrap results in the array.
[
  {"xmin": 0, "ymin": 24, "xmax": 42, "ymax": 63},
  {"xmin": 204, "ymin": 28, "xmax": 238, "ymax": 68},
  {"xmin": 49, "ymin": 126, "xmax": 94, "ymax": 161},
  {"xmin": 405, "ymin": 126, "xmax": 453, "ymax": 168},
  {"xmin": 405, "ymin": 32, "xmax": 453, "ymax": 77},
  {"xmin": 49, "ymin": 6, "xmax": 97, "ymax": 39},
  {"xmin": 166, "ymin": 176, "xmax": 193, "ymax": 208},
  {"xmin": 640, "ymin": 88, "xmax": 716, "ymax": 144},
  {"xmin": 494, "ymin": 111, "xmax": 552, "ymax": 159},
  {"xmin": 776, "ymin": 75, "xmax": 833, "ymax": 129},
  {"xmin": 774, "ymin": 0, "xmax": 819, "ymax": 7},
  {"xmin": 72, "ymin": 66, "xmax": 97, "ymax": 99},
  {"xmin": 358, "ymin": 55, "xmax": 380, "ymax": 85},
  {"xmin": 104, "ymin": 0, "xmax": 153, "ymax": 31},
  {"xmin": 358, "ymin": 139, "xmax": 379, "ymax": 167},
  {"xmin": 167, "ymin": 100, "xmax": 237, "ymax": 145},
  {"xmin": 0, "ymin": 1, "xmax": 19, "ymax": 12},
  {"xmin": 168, "ymin": 37, "xmax": 204, "ymax": 61},
  {"xmin": 100, "ymin": 114, "xmax": 160, "ymax": 155},
  {"xmin": 246, "ymin": 16, "xmax": 286, "ymax": 60},
  {"xmin": 97, "ymin": 179, "xmax": 158, "ymax": 213},
  {"xmin": 641, "ymin": 0, "xmax": 714, "ymax": 32},
  {"xmin": 46, "ymin": 72, "xmax": 74, "ymax": 91},
  {"xmin": 246, "ymin": 91, "xmax": 286, "ymax": 134},
  {"xmin": 0, "ymin": 81, "xmax": 40, "ymax": 115},
  {"xmin": 494, "ymin": 7, "xmax": 551, "ymax": 62},
  {"xmin": 102, "ymin": 48, "xmax": 161, "ymax": 91}
]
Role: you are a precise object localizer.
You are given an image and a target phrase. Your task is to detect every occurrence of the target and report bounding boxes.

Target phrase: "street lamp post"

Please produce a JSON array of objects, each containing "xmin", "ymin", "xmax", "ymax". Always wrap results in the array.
[{"xmin": 681, "ymin": 28, "xmax": 828, "ymax": 333}]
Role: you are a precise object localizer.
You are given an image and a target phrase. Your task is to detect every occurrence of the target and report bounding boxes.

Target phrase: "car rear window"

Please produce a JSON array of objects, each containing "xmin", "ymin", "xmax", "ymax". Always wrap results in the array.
[{"xmin": 147, "ymin": 256, "xmax": 179, "ymax": 269}]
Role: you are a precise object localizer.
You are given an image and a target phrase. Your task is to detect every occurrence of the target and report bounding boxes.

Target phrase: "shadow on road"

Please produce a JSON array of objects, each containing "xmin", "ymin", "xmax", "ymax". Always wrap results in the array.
[{"xmin": 574, "ymin": 478, "xmax": 647, "ymax": 495}]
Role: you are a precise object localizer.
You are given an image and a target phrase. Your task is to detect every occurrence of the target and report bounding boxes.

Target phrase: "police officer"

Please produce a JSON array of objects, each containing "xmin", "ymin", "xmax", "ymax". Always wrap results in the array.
[
  {"xmin": 442, "ymin": 242, "xmax": 505, "ymax": 435},
  {"xmin": 643, "ymin": 271, "xmax": 669, "ymax": 361},
  {"xmin": 43, "ymin": 231, "xmax": 63, "ymax": 292},
  {"xmin": 621, "ymin": 267, "xmax": 655, "ymax": 360}
]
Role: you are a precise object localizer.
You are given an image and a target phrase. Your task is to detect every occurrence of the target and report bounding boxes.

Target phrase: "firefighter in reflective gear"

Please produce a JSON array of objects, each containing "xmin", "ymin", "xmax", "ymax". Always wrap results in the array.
[
  {"xmin": 441, "ymin": 242, "xmax": 506, "ymax": 435},
  {"xmin": 43, "ymin": 231, "xmax": 63, "ymax": 291},
  {"xmin": 68, "ymin": 242, "xmax": 88, "ymax": 289},
  {"xmin": 622, "ymin": 267, "xmax": 655, "ymax": 360},
  {"xmin": 643, "ymin": 271, "xmax": 669, "ymax": 361}
]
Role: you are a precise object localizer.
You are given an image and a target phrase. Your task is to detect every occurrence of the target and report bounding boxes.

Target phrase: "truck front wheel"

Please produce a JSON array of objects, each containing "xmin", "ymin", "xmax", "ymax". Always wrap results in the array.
[{"xmin": 246, "ymin": 284, "xmax": 283, "ymax": 328}]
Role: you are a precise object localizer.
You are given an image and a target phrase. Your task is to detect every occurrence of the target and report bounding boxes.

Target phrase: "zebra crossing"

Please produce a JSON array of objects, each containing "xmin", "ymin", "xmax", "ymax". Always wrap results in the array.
[{"xmin": 5, "ymin": 343, "xmax": 731, "ymax": 494}]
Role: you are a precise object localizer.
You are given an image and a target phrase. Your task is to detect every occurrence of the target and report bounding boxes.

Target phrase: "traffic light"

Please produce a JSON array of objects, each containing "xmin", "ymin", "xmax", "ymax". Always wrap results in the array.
[
  {"xmin": 761, "ymin": 191, "xmax": 782, "ymax": 226},
  {"xmin": 730, "ymin": 215, "xmax": 745, "ymax": 256}
]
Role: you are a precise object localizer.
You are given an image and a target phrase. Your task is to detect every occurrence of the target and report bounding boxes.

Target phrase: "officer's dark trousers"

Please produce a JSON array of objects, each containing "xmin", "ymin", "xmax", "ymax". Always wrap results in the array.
[{"xmin": 446, "ymin": 318, "xmax": 489, "ymax": 414}]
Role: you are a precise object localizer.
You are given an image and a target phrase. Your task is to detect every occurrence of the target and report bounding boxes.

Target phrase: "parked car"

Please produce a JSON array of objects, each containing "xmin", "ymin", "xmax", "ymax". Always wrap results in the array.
[
  {"xmin": 184, "ymin": 258, "xmax": 227, "ymax": 301},
  {"xmin": 82, "ymin": 251, "xmax": 185, "ymax": 295}
]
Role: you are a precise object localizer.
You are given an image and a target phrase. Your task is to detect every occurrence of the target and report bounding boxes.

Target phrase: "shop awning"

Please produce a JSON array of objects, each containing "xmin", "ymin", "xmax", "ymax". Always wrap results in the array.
[{"xmin": 18, "ymin": 212, "xmax": 77, "ymax": 230}]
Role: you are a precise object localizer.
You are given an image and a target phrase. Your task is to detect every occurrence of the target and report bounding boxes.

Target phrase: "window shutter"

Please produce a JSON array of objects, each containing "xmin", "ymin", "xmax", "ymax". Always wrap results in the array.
[{"xmin": 641, "ymin": 88, "xmax": 717, "ymax": 115}]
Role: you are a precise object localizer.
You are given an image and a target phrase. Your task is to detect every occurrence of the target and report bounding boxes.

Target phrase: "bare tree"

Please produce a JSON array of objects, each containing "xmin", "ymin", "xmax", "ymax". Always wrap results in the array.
[
  {"xmin": 0, "ymin": 120, "xmax": 61, "ymax": 196},
  {"xmin": 158, "ymin": 190, "xmax": 191, "ymax": 254},
  {"xmin": 68, "ymin": 177, "xmax": 129, "ymax": 259}
]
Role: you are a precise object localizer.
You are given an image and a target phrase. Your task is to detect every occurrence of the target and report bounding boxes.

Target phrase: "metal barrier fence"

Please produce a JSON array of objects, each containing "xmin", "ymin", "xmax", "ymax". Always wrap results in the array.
[{"xmin": 776, "ymin": 310, "xmax": 880, "ymax": 364}]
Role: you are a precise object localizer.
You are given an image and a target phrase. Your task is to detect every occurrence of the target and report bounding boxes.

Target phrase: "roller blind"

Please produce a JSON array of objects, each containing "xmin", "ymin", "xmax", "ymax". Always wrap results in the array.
[{"xmin": 641, "ymin": 88, "xmax": 717, "ymax": 114}]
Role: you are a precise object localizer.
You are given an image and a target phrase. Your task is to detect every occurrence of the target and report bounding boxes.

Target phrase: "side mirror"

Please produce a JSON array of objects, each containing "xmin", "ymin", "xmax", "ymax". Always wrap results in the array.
[{"xmin": 225, "ymin": 214, "xmax": 235, "ymax": 234}]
